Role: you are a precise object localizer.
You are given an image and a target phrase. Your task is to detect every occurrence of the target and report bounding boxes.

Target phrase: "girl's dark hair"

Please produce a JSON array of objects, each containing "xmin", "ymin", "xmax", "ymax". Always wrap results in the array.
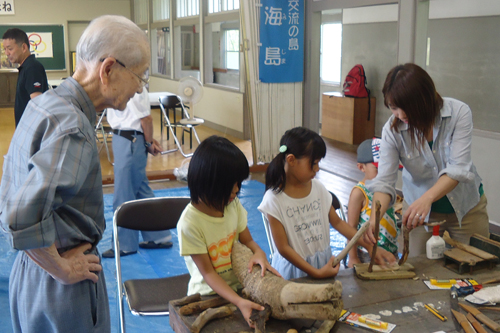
[
  {"xmin": 382, "ymin": 63, "xmax": 443, "ymax": 148},
  {"xmin": 265, "ymin": 127, "xmax": 326, "ymax": 193},
  {"xmin": 188, "ymin": 135, "xmax": 249, "ymax": 212}
]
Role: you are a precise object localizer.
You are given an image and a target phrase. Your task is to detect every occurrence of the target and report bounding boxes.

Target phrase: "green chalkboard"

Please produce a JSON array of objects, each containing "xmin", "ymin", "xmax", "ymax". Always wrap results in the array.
[{"xmin": 1, "ymin": 24, "xmax": 65, "ymax": 70}]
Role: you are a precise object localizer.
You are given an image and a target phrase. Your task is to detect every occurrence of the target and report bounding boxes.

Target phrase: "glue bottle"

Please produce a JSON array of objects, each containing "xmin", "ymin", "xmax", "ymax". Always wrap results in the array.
[{"xmin": 426, "ymin": 225, "xmax": 445, "ymax": 259}]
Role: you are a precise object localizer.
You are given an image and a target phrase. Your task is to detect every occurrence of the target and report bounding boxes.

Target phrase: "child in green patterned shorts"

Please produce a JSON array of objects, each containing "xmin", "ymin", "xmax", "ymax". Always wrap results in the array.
[{"xmin": 347, "ymin": 138, "xmax": 400, "ymax": 268}]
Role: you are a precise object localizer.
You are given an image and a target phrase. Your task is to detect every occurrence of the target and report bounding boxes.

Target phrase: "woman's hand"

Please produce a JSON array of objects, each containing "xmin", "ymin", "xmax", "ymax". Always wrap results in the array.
[
  {"xmin": 236, "ymin": 298, "xmax": 264, "ymax": 328},
  {"xmin": 314, "ymin": 255, "xmax": 340, "ymax": 279},
  {"xmin": 402, "ymin": 196, "xmax": 432, "ymax": 230},
  {"xmin": 247, "ymin": 251, "xmax": 282, "ymax": 277}
]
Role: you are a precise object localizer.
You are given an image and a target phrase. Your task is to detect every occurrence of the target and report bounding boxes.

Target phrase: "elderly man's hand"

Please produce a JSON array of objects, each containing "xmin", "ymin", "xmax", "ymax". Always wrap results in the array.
[{"xmin": 26, "ymin": 243, "xmax": 102, "ymax": 285}]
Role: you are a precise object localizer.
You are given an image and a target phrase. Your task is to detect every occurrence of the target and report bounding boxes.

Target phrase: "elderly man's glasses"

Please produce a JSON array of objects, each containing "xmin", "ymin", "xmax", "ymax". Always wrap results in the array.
[{"xmin": 100, "ymin": 57, "xmax": 149, "ymax": 87}]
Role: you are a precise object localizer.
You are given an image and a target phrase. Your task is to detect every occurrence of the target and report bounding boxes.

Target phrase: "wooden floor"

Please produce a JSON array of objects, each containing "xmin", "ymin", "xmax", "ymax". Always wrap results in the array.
[{"xmin": 0, "ymin": 106, "xmax": 360, "ymax": 206}]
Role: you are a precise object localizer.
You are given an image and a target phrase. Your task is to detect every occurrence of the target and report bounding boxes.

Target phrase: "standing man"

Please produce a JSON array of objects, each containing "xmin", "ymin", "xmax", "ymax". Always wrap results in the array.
[
  {"xmin": 2, "ymin": 28, "xmax": 49, "ymax": 127},
  {"xmin": 0, "ymin": 15, "xmax": 150, "ymax": 333},
  {"xmin": 102, "ymin": 88, "xmax": 173, "ymax": 258}
]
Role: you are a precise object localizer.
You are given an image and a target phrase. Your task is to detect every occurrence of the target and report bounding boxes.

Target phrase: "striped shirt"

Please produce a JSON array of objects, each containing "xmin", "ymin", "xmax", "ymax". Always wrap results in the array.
[{"xmin": 0, "ymin": 77, "xmax": 105, "ymax": 251}]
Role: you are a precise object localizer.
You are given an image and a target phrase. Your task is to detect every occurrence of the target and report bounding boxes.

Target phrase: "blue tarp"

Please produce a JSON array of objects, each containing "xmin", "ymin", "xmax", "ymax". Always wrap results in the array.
[{"xmin": 0, "ymin": 180, "xmax": 345, "ymax": 332}]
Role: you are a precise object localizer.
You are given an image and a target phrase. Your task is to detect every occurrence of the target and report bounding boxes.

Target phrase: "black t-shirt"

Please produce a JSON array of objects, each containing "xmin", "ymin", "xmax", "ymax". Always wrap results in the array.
[{"xmin": 15, "ymin": 54, "xmax": 49, "ymax": 126}]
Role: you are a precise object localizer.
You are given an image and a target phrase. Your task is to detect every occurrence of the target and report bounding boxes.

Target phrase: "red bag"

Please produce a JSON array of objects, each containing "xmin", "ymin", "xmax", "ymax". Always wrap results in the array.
[
  {"xmin": 343, "ymin": 64, "xmax": 372, "ymax": 120},
  {"xmin": 343, "ymin": 64, "xmax": 369, "ymax": 98}
]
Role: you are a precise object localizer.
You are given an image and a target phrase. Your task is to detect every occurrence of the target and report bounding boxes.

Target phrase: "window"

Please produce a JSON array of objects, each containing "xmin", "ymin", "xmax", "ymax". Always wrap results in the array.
[
  {"xmin": 320, "ymin": 23, "xmax": 342, "ymax": 84},
  {"xmin": 209, "ymin": 0, "xmax": 239, "ymax": 14},
  {"xmin": 181, "ymin": 30, "xmax": 194, "ymax": 69},
  {"xmin": 134, "ymin": 0, "xmax": 148, "ymax": 25},
  {"xmin": 224, "ymin": 29, "xmax": 239, "ymax": 70},
  {"xmin": 152, "ymin": 28, "xmax": 171, "ymax": 76},
  {"xmin": 153, "ymin": 0, "xmax": 170, "ymax": 22},
  {"xmin": 177, "ymin": 0, "xmax": 199, "ymax": 18}
]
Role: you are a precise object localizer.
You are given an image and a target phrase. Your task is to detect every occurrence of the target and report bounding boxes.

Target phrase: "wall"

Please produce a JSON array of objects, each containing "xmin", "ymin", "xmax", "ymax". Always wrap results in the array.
[
  {"xmin": 149, "ymin": 76, "xmax": 244, "ymax": 137},
  {"xmin": 316, "ymin": 1, "xmax": 500, "ymax": 224},
  {"xmin": 1, "ymin": 0, "xmax": 131, "ymax": 80}
]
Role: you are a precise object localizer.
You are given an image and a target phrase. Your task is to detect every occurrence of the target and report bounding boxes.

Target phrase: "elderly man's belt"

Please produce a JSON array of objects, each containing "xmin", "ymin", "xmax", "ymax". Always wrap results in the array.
[{"xmin": 113, "ymin": 129, "xmax": 143, "ymax": 142}]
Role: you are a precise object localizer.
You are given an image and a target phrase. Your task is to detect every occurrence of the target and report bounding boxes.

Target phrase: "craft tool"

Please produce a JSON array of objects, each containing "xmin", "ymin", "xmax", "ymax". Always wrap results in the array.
[
  {"xmin": 450, "ymin": 286, "xmax": 460, "ymax": 331},
  {"xmin": 424, "ymin": 304, "xmax": 447, "ymax": 321},
  {"xmin": 358, "ymin": 316, "xmax": 389, "ymax": 329},
  {"xmin": 459, "ymin": 302, "xmax": 500, "ymax": 332},
  {"xmin": 430, "ymin": 279, "xmax": 456, "ymax": 286}
]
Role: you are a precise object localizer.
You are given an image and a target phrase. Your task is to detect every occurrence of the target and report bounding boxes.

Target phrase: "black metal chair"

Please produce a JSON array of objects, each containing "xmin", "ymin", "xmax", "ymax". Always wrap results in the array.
[
  {"xmin": 113, "ymin": 196, "xmax": 191, "ymax": 333},
  {"xmin": 158, "ymin": 95, "xmax": 202, "ymax": 157}
]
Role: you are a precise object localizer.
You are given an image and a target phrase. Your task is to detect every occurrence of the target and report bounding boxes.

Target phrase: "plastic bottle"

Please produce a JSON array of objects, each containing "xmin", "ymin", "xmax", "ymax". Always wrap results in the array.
[{"xmin": 426, "ymin": 225, "xmax": 446, "ymax": 259}]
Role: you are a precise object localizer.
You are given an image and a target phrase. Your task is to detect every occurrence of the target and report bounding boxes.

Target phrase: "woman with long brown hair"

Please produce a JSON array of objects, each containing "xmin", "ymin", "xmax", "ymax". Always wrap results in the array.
[{"xmin": 365, "ymin": 63, "xmax": 489, "ymax": 256}]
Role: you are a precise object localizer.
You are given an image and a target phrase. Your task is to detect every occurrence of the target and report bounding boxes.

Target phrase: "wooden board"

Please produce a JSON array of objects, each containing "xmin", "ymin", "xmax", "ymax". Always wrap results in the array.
[
  {"xmin": 354, "ymin": 263, "xmax": 415, "ymax": 280},
  {"xmin": 470, "ymin": 233, "xmax": 500, "ymax": 259}
]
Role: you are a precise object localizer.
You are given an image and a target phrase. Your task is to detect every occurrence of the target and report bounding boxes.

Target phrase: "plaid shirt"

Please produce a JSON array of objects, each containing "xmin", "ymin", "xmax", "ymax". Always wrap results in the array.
[{"xmin": 0, "ymin": 77, "xmax": 105, "ymax": 251}]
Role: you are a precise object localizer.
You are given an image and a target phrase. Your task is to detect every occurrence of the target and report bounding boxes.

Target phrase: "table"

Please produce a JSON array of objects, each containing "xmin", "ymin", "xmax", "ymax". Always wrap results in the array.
[
  {"xmin": 148, "ymin": 91, "xmax": 175, "ymax": 107},
  {"xmin": 169, "ymin": 255, "xmax": 500, "ymax": 333}
]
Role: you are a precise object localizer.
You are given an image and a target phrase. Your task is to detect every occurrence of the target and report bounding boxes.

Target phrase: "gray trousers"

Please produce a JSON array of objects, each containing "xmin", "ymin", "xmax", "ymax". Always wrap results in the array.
[
  {"xmin": 10, "ymin": 250, "xmax": 110, "ymax": 333},
  {"xmin": 112, "ymin": 133, "xmax": 171, "ymax": 252}
]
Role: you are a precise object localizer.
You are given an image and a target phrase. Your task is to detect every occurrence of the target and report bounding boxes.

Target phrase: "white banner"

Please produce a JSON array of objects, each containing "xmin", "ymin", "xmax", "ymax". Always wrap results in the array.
[
  {"xmin": 0, "ymin": 0, "xmax": 15, "ymax": 15},
  {"xmin": 27, "ymin": 32, "xmax": 53, "ymax": 58}
]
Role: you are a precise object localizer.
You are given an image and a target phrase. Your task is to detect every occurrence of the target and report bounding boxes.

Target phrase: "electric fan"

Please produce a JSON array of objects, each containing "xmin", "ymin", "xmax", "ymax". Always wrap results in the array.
[{"xmin": 178, "ymin": 76, "xmax": 204, "ymax": 125}]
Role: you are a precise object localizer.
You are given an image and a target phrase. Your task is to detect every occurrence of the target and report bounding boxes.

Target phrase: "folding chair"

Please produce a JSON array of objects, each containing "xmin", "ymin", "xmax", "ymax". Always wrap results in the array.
[
  {"xmin": 261, "ymin": 191, "xmax": 347, "ymax": 261},
  {"xmin": 113, "ymin": 196, "xmax": 191, "ymax": 333},
  {"xmin": 158, "ymin": 95, "xmax": 202, "ymax": 158},
  {"xmin": 95, "ymin": 108, "xmax": 114, "ymax": 165}
]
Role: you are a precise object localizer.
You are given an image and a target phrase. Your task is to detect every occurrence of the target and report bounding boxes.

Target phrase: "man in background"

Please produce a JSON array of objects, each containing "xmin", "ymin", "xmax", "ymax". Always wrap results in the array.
[
  {"xmin": 0, "ymin": 15, "xmax": 150, "ymax": 332},
  {"xmin": 2, "ymin": 28, "xmax": 48, "ymax": 127},
  {"xmin": 102, "ymin": 88, "xmax": 173, "ymax": 258}
]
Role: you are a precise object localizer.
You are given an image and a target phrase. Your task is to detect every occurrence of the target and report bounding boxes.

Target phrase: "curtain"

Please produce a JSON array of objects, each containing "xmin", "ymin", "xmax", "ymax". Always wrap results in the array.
[{"xmin": 240, "ymin": 0, "xmax": 303, "ymax": 164}]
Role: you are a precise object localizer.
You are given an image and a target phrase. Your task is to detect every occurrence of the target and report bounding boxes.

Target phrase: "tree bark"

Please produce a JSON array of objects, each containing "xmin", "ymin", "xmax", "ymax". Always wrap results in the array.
[{"xmin": 231, "ymin": 242, "xmax": 343, "ymax": 321}]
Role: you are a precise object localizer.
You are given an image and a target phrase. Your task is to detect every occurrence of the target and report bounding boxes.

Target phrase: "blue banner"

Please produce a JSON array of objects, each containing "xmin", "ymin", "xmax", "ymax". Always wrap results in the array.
[{"xmin": 259, "ymin": 0, "xmax": 304, "ymax": 83}]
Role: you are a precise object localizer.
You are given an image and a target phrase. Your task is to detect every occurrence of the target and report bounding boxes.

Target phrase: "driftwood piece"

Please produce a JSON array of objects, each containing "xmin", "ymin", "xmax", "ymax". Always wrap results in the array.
[
  {"xmin": 171, "ymin": 293, "xmax": 202, "ymax": 307},
  {"xmin": 355, "ymin": 262, "xmax": 415, "ymax": 280},
  {"xmin": 190, "ymin": 304, "xmax": 237, "ymax": 333},
  {"xmin": 368, "ymin": 201, "xmax": 381, "ymax": 273},
  {"xmin": 180, "ymin": 296, "xmax": 230, "ymax": 316},
  {"xmin": 250, "ymin": 304, "xmax": 272, "ymax": 333},
  {"xmin": 232, "ymin": 242, "xmax": 343, "ymax": 321},
  {"xmin": 316, "ymin": 320, "xmax": 336, "ymax": 333},
  {"xmin": 398, "ymin": 225, "xmax": 410, "ymax": 266},
  {"xmin": 332, "ymin": 222, "xmax": 370, "ymax": 267},
  {"xmin": 443, "ymin": 231, "xmax": 498, "ymax": 261}
]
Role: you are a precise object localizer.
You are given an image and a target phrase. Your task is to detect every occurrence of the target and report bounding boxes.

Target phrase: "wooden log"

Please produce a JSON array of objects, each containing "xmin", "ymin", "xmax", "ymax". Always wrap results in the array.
[
  {"xmin": 232, "ymin": 242, "xmax": 343, "ymax": 321},
  {"xmin": 190, "ymin": 304, "xmax": 236, "ymax": 333},
  {"xmin": 250, "ymin": 304, "xmax": 272, "ymax": 333},
  {"xmin": 332, "ymin": 222, "xmax": 370, "ymax": 267},
  {"xmin": 180, "ymin": 296, "xmax": 230, "ymax": 316},
  {"xmin": 443, "ymin": 231, "xmax": 497, "ymax": 261},
  {"xmin": 171, "ymin": 293, "xmax": 202, "ymax": 307},
  {"xmin": 368, "ymin": 201, "xmax": 381, "ymax": 273},
  {"xmin": 316, "ymin": 320, "xmax": 336, "ymax": 333}
]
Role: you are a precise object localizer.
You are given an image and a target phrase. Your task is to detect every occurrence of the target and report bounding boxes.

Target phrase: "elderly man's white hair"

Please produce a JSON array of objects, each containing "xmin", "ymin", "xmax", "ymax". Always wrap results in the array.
[{"xmin": 76, "ymin": 15, "xmax": 149, "ymax": 71}]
